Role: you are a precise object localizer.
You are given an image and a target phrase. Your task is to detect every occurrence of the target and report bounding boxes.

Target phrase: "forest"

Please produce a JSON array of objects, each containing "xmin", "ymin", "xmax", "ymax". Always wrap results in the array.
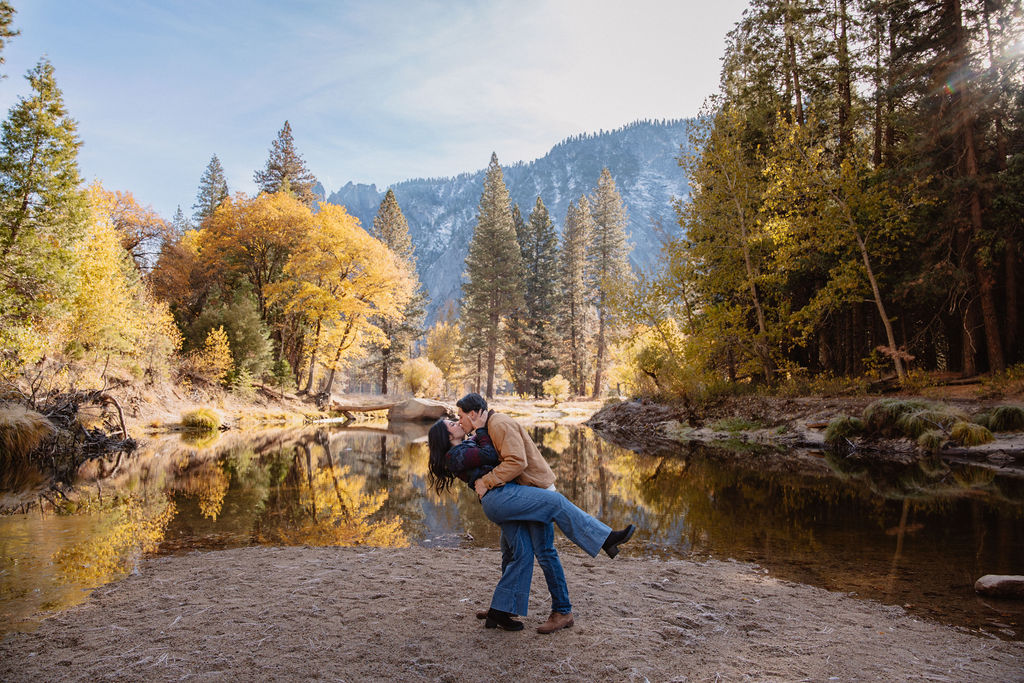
[{"xmin": 2, "ymin": 0, "xmax": 1023, "ymax": 434}]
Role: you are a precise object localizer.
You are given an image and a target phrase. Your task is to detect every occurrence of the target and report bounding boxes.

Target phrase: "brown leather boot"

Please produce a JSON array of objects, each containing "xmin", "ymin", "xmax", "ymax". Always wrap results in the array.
[{"xmin": 536, "ymin": 611, "xmax": 574, "ymax": 634}]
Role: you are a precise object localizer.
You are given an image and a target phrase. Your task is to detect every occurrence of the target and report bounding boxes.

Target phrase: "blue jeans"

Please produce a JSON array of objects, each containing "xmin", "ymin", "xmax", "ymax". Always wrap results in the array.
[
  {"xmin": 490, "ymin": 522, "xmax": 535, "ymax": 615},
  {"xmin": 498, "ymin": 522, "xmax": 571, "ymax": 614},
  {"xmin": 482, "ymin": 482, "xmax": 612, "ymax": 558}
]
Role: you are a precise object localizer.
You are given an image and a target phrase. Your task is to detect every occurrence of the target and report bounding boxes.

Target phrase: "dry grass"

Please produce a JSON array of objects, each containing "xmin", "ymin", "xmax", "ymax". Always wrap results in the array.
[
  {"xmin": 0, "ymin": 403, "xmax": 55, "ymax": 489},
  {"xmin": 181, "ymin": 407, "xmax": 221, "ymax": 431},
  {"xmin": 0, "ymin": 403, "xmax": 54, "ymax": 463},
  {"xmin": 950, "ymin": 421, "xmax": 995, "ymax": 447}
]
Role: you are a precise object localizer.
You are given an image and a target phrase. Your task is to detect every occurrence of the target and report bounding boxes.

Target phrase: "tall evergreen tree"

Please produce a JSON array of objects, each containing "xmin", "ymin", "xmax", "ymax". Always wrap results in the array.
[
  {"xmin": 0, "ymin": 1, "xmax": 18, "ymax": 76},
  {"xmin": 559, "ymin": 197, "xmax": 593, "ymax": 396},
  {"xmin": 368, "ymin": 188, "xmax": 425, "ymax": 394},
  {"xmin": 587, "ymin": 168, "xmax": 632, "ymax": 398},
  {"xmin": 506, "ymin": 196, "xmax": 561, "ymax": 396},
  {"xmin": 0, "ymin": 59, "xmax": 88, "ymax": 366},
  {"xmin": 193, "ymin": 154, "xmax": 228, "ymax": 223},
  {"xmin": 254, "ymin": 121, "xmax": 318, "ymax": 207},
  {"xmin": 461, "ymin": 152, "xmax": 524, "ymax": 397}
]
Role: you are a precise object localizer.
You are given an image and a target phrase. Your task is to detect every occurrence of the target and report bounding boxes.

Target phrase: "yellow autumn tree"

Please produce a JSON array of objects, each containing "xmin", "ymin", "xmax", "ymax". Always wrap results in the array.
[
  {"xmin": 267, "ymin": 202, "xmax": 414, "ymax": 395},
  {"xmin": 199, "ymin": 191, "xmax": 315, "ymax": 322},
  {"xmin": 60, "ymin": 184, "xmax": 180, "ymax": 382},
  {"xmin": 191, "ymin": 325, "xmax": 232, "ymax": 386}
]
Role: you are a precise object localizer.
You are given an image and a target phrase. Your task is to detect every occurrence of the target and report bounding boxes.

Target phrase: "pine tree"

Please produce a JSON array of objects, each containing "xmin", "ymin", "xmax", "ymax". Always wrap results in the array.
[
  {"xmin": 461, "ymin": 153, "xmax": 524, "ymax": 397},
  {"xmin": 506, "ymin": 196, "xmax": 561, "ymax": 397},
  {"xmin": 193, "ymin": 154, "xmax": 228, "ymax": 223},
  {"xmin": 587, "ymin": 168, "xmax": 632, "ymax": 398},
  {"xmin": 0, "ymin": 59, "xmax": 88, "ymax": 367},
  {"xmin": 170, "ymin": 206, "xmax": 192, "ymax": 237},
  {"xmin": 368, "ymin": 189, "xmax": 425, "ymax": 394},
  {"xmin": 559, "ymin": 197, "xmax": 593, "ymax": 396},
  {"xmin": 0, "ymin": 2, "xmax": 18, "ymax": 75},
  {"xmin": 253, "ymin": 121, "xmax": 318, "ymax": 207}
]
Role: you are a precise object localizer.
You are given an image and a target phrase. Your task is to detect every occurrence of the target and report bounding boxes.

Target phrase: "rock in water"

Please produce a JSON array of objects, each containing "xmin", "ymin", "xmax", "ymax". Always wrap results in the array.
[
  {"xmin": 974, "ymin": 575, "xmax": 1024, "ymax": 599},
  {"xmin": 388, "ymin": 398, "xmax": 450, "ymax": 422}
]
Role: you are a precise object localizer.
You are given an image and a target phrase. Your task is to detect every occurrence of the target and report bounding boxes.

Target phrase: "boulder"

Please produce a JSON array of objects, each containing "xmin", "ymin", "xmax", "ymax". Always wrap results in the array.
[
  {"xmin": 387, "ymin": 398, "xmax": 451, "ymax": 422},
  {"xmin": 974, "ymin": 575, "xmax": 1024, "ymax": 599}
]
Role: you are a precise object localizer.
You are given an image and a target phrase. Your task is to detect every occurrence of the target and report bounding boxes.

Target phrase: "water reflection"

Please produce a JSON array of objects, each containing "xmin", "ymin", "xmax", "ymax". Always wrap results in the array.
[{"xmin": 1, "ymin": 422, "xmax": 1022, "ymax": 640}]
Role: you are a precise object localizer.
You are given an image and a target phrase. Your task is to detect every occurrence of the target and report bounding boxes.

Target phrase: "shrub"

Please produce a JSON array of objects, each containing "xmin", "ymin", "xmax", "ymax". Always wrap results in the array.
[
  {"xmin": 402, "ymin": 357, "xmax": 442, "ymax": 397},
  {"xmin": 824, "ymin": 415, "xmax": 864, "ymax": 445},
  {"xmin": 987, "ymin": 405, "xmax": 1024, "ymax": 432},
  {"xmin": 950, "ymin": 421, "xmax": 994, "ymax": 447},
  {"xmin": 181, "ymin": 407, "xmax": 221, "ymax": 432},
  {"xmin": 542, "ymin": 374, "xmax": 570, "ymax": 406}
]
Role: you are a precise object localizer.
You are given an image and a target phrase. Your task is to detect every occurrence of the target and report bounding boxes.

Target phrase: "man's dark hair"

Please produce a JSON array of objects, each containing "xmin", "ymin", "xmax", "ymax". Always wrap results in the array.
[{"xmin": 456, "ymin": 392, "xmax": 488, "ymax": 413}]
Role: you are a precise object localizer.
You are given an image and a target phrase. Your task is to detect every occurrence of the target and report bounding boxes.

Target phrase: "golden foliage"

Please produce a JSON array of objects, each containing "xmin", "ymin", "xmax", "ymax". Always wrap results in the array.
[
  {"xmin": 542, "ymin": 374, "xmax": 570, "ymax": 405},
  {"xmin": 191, "ymin": 325, "xmax": 233, "ymax": 386},
  {"xmin": 55, "ymin": 184, "xmax": 181, "ymax": 382},
  {"xmin": 402, "ymin": 356, "xmax": 442, "ymax": 397},
  {"xmin": 259, "ymin": 466, "xmax": 407, "ymax": 548},
  {"xmin": 53, "ymin": 495, "xmax": 176, "ymax": 586}
]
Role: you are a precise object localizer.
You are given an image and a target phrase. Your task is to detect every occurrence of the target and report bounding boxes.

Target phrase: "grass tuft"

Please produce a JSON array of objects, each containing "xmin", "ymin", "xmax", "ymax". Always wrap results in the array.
[
  {"xmin": 987, "ymin": 405, "xmax": 1024, "ymax": 432},
  {"xmin": 861, "ymin": 398, "xmax": 932, "ymax": 437},
  {"xmin": 895, "ymin": 407, "xmax": 970, "ymax": 438},
  {"xmin": 916, "ymin": 430, "xmax": 947, "ymax": 454},
  {"xmin": 1, "ymin": 403, "xmax": 54, "ymax": 461},
  {"xmin": 950, "ymin": 421, "xmax": 994, "ymax": 447},
  {"xmin": 824, "ymin": 415, "xmax": 864, "ymax": 444},
  {"xmin": 710, "ymin": 417, "xmax": 763, "ymax": 433},
  {"xmin": 181, "ymin": 407, "xmax": 221, "ymax": 432}
]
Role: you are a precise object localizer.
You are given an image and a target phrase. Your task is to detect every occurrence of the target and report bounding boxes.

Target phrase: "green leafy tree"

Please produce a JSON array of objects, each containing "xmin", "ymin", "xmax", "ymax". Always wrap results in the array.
[
  {"xmin": 367, "ymin": 189, "xmax": 425, "ymax": 394},
  {"xmin": 193, "ymin": 154, "xmax": 228, "ymax": 223},
  {"xmin": 0, "ymin": 59, "xmax": 88, "ymax": 370},
  {"xmin": 587, "ymin": 168, "xmax": 632, "ymax": 398},
  {"xmin": 253, "ymin": 121, "xmax": 318, "ymax": 207},
  {"xmin": 461, "ymin": 153, "xmax": 524, "ymax": 397}
]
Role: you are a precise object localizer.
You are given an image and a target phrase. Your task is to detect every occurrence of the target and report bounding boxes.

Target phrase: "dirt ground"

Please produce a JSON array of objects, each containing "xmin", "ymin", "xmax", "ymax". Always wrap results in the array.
[{"xmin": 1, "ymin": 545, "xmax": 1021, "ymax": 682}]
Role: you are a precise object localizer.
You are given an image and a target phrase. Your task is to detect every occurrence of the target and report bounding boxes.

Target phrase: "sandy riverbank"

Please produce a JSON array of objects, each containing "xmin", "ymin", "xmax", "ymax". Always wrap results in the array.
[{"xmin": 1, "ymin": 545, "xmax": 1020, "ymax": 682}]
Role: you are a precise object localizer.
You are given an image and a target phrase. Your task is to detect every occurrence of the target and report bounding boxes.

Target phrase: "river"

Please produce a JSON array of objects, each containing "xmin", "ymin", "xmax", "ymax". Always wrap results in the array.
[{"xmin": 1, "ymin": 422, "xmax": 1021, "ymax": 640}]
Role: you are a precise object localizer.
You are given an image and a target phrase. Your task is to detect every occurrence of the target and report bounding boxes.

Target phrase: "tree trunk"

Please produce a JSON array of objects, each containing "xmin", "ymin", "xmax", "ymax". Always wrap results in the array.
[
  {"xmin": 591, "ymin": 305, "xmax": 605, "ymax": 399},
  {"xmin": 303, "ymin": 319, "xmax": 321, "ymax": 394},
  {"xmin": 380, "ymin": 356, "xmax": 389, "ymax": 395},
  {"xmin": 855, "ymin": 231, "xmax": 905, "ymax": 379},
  {"xmin": 1006, "ymin": 234, "xmax": 1019, "ymax": 363},
  {"xmin": 950, "ymin": 0, "xmax": 1004, "ymax": 372},
  {"xmin": 961, "ymin": 298, "xmax": 979, "ymax": 377},
  {"xmin": 836, "ymin": 0, "xmax": 852, "ymax": 159}
]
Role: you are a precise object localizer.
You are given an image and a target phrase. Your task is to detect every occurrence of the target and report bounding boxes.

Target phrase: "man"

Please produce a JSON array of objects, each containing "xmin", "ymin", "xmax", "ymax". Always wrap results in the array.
[{"xmin": 457, "ymin": 392, "xmax": 635, "ymax": 634}]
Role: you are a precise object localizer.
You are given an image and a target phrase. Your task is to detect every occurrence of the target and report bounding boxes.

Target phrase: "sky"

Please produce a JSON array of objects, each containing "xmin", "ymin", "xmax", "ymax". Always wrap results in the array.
[{"xmin": 0, "ymin": 0, "xmax": 751, "ymax": 220}]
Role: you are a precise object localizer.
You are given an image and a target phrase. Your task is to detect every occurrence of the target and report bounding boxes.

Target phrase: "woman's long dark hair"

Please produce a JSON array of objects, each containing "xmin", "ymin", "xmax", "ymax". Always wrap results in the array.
[{"xmin": 427, "ymin": 419, "xmax": 457, "ymax": 496}]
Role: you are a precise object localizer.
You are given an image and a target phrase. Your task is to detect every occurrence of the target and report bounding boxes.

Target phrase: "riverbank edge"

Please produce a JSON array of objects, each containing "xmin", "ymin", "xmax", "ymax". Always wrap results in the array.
[{"xmin": 584, "ymin": 394, "xmax": 1024, "ymax": 474}]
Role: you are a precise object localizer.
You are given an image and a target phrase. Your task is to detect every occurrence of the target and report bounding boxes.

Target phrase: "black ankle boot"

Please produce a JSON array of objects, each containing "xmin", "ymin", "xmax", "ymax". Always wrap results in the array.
[
  {"xmin": 603, "ymin": 523, "xmax": 636, "ymax": 558},
  {"xmin": 484, "ymin": 608, "xmax": 524, "ymax": 631}
]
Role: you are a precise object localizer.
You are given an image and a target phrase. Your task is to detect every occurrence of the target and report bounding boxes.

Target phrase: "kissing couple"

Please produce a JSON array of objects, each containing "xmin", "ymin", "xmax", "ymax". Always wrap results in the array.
[{"xmin": 428, "ymin": 392, "xmax": 636, "ymax": 633}]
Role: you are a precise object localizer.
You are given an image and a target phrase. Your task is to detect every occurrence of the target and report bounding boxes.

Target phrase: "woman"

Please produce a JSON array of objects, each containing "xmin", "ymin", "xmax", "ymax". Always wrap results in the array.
[{"xmin": 427, "ymin": 418, "xmax": 635, "ymax": 631}]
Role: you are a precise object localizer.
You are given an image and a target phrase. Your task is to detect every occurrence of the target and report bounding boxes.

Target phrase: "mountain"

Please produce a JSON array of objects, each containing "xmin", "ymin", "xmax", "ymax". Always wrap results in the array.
[{"xmin": 325, "ymin": 118, "xmax": 695, "ymax": 323}]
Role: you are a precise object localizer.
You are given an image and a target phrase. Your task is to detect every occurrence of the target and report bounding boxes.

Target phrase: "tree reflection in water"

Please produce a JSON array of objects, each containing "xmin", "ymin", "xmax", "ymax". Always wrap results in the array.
[{"xmin": 3, "ymin": 422, "xmax": 1021, "ymax": 639}]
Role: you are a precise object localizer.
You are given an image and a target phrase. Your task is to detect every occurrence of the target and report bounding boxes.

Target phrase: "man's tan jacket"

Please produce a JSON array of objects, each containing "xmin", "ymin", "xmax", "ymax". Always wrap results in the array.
[{"xmin": 477, "ymin": 411, "xmax": 556, "ymax": 490}]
